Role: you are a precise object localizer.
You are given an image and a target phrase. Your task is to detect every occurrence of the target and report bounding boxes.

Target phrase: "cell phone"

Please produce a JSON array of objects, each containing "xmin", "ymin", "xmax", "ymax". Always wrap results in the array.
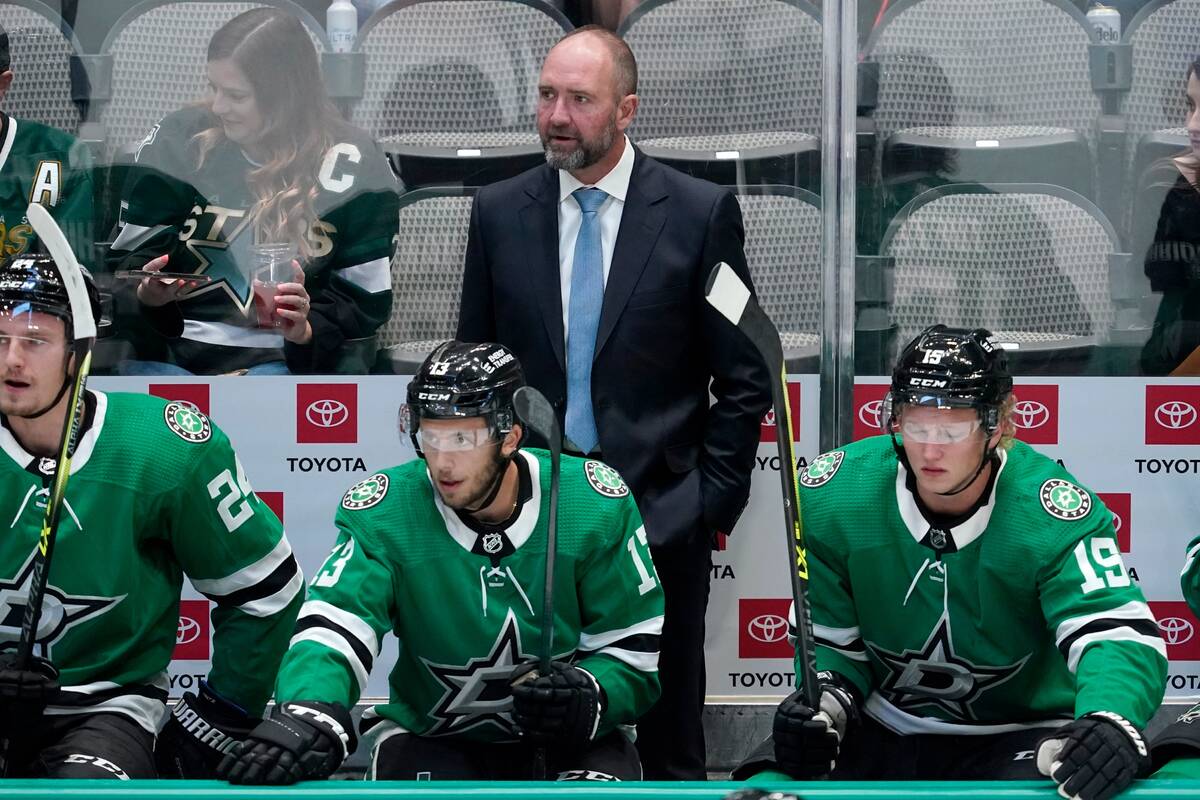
[{"xmin": 113, "ymin": 270, "xmax": 214, "ymax": 284}]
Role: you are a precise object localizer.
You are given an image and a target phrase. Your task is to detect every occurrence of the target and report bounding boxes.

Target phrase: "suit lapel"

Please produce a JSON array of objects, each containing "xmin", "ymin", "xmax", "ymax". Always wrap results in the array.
[
  {"xmin": 595, "ymin": 153, "xmax": 668, "ymax": 359},
  {"xmin": 520, "ymin": 167, "xmax": 566, "ymax": 371}
]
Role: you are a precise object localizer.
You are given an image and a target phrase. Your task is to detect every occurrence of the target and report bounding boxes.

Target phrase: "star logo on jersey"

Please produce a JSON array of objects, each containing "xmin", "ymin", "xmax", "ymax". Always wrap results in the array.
[
  {"xmin": 175, "ymin": 208, "xmax": 259, "ymax": 312},
  {"xmin": 1040, "ymin": 479, "xmax": 1091, "ymax": 522},
  {"xmin": 868, "ymin": 616, "xmax": 1027, "ymax": 722},
  {"xmin": 341, "ymin": 474, "xmax": 388, "ymax": 510},
  {"xmin": 0, "ymin": 550, "xmax": 124, "ymax": 656},
  {"xmin": 164, "ymin": 402, "xmax": 211, "ymax": 443},
  {"xmin": 585, "ymin": 461, "xmax": 628, "ymax": 498},
  {"xmin": 421, "ymin": 609, "xmax": 531, "ymax": 739},
  {"xmin": 800, "ymin": 450, "xmax": 844, "ymax": 488}
]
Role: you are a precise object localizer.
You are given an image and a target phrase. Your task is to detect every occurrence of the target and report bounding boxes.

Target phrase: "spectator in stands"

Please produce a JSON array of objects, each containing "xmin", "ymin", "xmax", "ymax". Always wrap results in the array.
[
  {"xmin": 1140, "ymin": 55, "xmax": 1200, "ymax": 376},
  {"xmin": 457, "ymin": 26, "xmax": 770, "ymax": 780},
  {"xmin": 106, "ymin": 8, "xmax": 398, "ymax": 375},
  {"xmin": 0, "ymin": 22, "xmax": 95, "ymax": 267}
]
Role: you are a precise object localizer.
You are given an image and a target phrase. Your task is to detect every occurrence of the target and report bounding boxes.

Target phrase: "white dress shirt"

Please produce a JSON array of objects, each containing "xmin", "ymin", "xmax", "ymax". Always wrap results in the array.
[{"xmin": 557, "ymin": 135, "xmax": 635, "ymax": 341}]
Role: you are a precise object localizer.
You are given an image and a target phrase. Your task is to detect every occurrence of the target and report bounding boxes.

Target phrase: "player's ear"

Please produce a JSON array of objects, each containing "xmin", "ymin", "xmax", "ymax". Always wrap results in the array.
[
  {"xmin": 502, "ymin": 421, "xmax": 523, "ymax": 457},
  {"xmin": 0, "ymin": 70, "xmax": 12, "ymax": 100}
]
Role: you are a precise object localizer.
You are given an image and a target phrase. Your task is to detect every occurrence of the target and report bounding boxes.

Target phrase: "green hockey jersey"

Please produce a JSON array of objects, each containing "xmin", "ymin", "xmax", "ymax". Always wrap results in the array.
[
  {"xmin": 0, "ymin": 113, "xmax": 94, "ymax": 266},
  {"xmin": 1183, "ymin": 535, "xmax": 1200, "ymax": 621},
  {"xmin": 0, "ymin": 391, "xmax": 303, "ymax": 732},
  {"xmin": 274, "ymin": 449, "xmax": 664, "ymax": 744},
  {"xmin": 106, "ymin": 106, "xmax": 399, "ymax": 373},
  {"xmin": 794, "ymin": 436, "xmax": 1166, "ymax": 734}
]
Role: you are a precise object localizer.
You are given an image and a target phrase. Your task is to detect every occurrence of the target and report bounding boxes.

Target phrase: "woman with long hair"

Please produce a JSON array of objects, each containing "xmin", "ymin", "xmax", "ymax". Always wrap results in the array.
[
  {"xmin": 1139, "ymin": 56, "xmax": 1200, "ymax": 376},
  {"xmin": 107, "ymin": 8, "xmax": 399, "ymax": 374}
]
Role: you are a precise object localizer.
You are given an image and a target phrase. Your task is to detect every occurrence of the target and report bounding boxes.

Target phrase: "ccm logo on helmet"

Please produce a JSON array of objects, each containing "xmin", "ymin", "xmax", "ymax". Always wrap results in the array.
[
  {"xmin": 417, "ymin": 392, "xmax": 451, "ymax": 401},
  {"xmin": 908, "ymin": 378, "xmax": 948, "ymax": 388}
]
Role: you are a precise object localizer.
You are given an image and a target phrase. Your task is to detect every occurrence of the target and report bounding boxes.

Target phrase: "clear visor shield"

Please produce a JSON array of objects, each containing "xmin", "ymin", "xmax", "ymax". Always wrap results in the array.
[
  {"xmin": 0, "ymin": 301, "xmax": 68, "ymax": 354},
  {"xmin": 899, "ymin": 417, "xmax": 983, "ymax": 445},
  {"xmin": 415, "ymin": 426, "xmax": 499, "ymax": 452}
]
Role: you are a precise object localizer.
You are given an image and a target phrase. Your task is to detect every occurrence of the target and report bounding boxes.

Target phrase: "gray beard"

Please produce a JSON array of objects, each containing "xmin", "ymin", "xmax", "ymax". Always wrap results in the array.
[{"xmin": 542, "ymin": 124, "xmax": 616, "ymax": 173}]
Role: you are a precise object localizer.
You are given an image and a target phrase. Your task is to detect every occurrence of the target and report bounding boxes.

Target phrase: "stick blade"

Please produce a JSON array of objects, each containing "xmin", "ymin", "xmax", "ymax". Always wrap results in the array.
[
  {"xmin": 26, "ymin": 203, "xmax": 96, "ymax": 341},
  {"xmin": 513, "ymin": 386, "xmax": 560, "ymax": 447}
]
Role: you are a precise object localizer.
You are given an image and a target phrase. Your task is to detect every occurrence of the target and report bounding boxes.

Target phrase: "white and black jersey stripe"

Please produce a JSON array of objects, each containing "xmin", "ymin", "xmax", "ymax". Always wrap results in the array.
[
  {"xmin": 45, "ymin": 673, "xmax": 171, "ymax": 734},
  {"xmin": 790, "ymin": 601, "xmax": 869, "ymax": 662},
  {"xmin": 289, "ymin": 600, "xmax": 380, "ymax": 695},
  {"xmin": 190, "ymin": 537, "xmax": 303, "ymax": 618},
  {"xmin": 1055, "ymin": 601, "xmax": 1167, "ymax": 673},
  {"xmin": 577, "ymin": 616, "xmax": 663, "ymax": 672}
]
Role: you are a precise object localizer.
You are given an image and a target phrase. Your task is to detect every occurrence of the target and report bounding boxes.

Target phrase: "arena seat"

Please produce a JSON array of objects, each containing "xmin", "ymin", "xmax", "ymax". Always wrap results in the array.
[
  {"xmin": 349, "ymin": 0, "xmax": 571, "ymax": 188},
  {"xmin": 378, "ymin": 187, "xmax": 473, "ymax": 373},
  {"xmin": 0, "ymin": 0, "xmax": 83, "ymax": 133},
  {"xmin": 618, "ymin": 0, "xmax": 822, "ymax": 192},
  {"xmin": 880, "ymin": 183, "xmax": 1128, "ymax": 375},
  {"xmin": 862, "ymin": 0, "xmax": 1100, "ymax": 231}
]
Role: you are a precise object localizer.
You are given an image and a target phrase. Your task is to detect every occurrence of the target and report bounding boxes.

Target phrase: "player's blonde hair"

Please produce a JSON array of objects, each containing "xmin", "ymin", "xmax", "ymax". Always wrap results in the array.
[
  {"xmin": 996, "ymin": 393, "xmax": 1017, "ymax": 450},
  {"xmin": 194, "ymin": 8, "xmax": 352, "ymax": 259}
]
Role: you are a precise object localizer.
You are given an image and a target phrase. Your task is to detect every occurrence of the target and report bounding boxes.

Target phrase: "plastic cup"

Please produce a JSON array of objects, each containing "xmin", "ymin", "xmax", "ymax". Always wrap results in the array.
[{"xmin": 251, "ymin": 243, "xmax": 296, "ymax": 329}]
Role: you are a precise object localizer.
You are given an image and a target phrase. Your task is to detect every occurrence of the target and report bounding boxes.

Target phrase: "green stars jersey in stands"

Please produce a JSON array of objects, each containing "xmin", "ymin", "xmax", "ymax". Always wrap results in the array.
[
  {"xmin": 107, "ymin": 106, "xmax": 399, "ymax": 373},
  {"xmin": 0, "ymin": 113, "xmax": 94, "ymax": 265},
  {"xmin": 795, "ymin": 436, "xmax": 1166, "ymax": 734},
  {"xmin": 0, "ymin": 391, "xmax": 303, "ymax": 732},
  {"xmin": 274, "ymin": 449, "xmax": 664, "ymax": 744}
]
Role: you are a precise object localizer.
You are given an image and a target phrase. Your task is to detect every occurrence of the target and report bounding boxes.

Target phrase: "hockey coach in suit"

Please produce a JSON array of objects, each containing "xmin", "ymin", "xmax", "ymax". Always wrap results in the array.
[{"xmin": 456, "ymin": 25, "xmax": 770, "ymax": 779}]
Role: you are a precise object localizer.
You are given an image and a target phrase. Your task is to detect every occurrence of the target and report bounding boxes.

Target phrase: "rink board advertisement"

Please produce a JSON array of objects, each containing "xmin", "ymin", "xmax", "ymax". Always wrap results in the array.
[{"xmin": 87, "ymin": 376, "xmax": 1200, "ymax": 704}]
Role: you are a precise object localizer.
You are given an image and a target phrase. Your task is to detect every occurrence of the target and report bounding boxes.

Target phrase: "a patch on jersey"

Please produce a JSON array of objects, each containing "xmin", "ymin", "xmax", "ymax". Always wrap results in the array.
[
  {"xmin": 482, "ymin": 532, "xmax": 504, "ymax": 554},
  {"xmin": 36, "ymin": 457, "xmax": 56, "ymax": 476},
  {"xmin": 585, "ymin": 461, "xmax": 628, "ymax": 498},
  {"xmin": 800, "ymin": 450, "xmax": 844, "ymax": 488},
  {"xmin": 1039, "ymin": 479, "xmax": 1092, "ymax": 521},
  {"xmin": 342, "ymin": 474, "xmax": 389, "ymax": 510},
  {"xmin": 164, "ymin": 402, "xmax": 211, "ymax": 443}
]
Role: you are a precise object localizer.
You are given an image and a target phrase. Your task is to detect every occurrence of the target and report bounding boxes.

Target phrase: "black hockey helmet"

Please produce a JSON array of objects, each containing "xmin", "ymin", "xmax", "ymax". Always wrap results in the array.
[
  {"xmin": 883, "ymin": 324, "xmax": 1012, "ymax": 435},
  {"xmin": 0, "ymin": 253, "xmax": 101, "ymax": 340},
  {"xmin": 403, "ymin": 340, "xmax": 526, "ymax": 455}
]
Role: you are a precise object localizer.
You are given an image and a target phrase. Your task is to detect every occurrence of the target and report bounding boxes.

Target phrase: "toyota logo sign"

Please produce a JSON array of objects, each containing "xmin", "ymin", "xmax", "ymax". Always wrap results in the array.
[
  {"xmin": 177, "ymin": 616, "xmax": 201, "ymax": 646},
  {"xmin": 306, "ymin": 399, "xmax": 349, "ymax": 428},
  {"xmin": 1159, "ymin": 617, "xmax": 1195, "ymax": 646},
  {"xmin": 748, "ymin": 614, "xmax": 789, "ymax": 644},
  {"xmin": 1013, "ymin": 401, "xmax": 1050, "ymax": 429},
  {"xmin": 858, "ymin": 400, "xmax": 883, "ymax": 430},
  {"xmin": 1155, "ymin": 402, "xmax": 1198, "ymax": 430}
]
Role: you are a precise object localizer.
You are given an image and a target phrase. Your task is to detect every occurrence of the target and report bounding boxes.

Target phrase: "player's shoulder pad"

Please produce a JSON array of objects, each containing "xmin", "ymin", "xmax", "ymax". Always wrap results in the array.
[
  {"xmin": 799, "ymin": 449, "xmax": 846, "ymax": 489},
  {"xmin": 340, "ymin": 471, "xmax": 392, "ymax": 512},
  {"xmin": 581, "ymin": 458, "xmax": 630, "ymax": 499}
]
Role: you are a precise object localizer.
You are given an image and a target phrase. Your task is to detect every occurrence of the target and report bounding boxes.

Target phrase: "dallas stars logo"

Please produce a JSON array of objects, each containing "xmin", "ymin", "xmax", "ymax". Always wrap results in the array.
[
  {"xmin": 1040, "ymin": 479, "xmax": 1091, "ymax": 521},
  {"xmin": 420, "ymin": 609, "xmax": 531, "ymax": 738},
  {"xmin": 0, "ymin": 550, "xmax": 123, "ymax": 656},
  {"xmin": 800, "ymin": 450, "xmax": 844, "ymax": 488},
  {"xmin": 868, "ymin": 616, "xmax": 1027, "ymax": 721},
  {"xmin": 585, "ymin": 461, "xmax": 628, "ymax": 498},
  {"xmin": 342, "ymin": 474, "xmax": 388, "ymax": 510}
]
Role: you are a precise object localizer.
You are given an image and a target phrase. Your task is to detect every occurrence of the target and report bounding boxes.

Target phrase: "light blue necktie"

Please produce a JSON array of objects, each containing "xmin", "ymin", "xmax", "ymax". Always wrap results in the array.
[{"xmin": 565, "ymin": 187, "xmax": 607, "ymax": 454}]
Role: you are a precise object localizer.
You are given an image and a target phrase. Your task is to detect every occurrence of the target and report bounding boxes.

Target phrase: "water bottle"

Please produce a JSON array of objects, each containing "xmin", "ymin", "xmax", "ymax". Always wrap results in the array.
[
  {"xmin": 327, "ymin": 0, "xmax": 357, "ymax": 54},
  {"xmin": 1086, "ymin": 3, "xmax": 1121, "ymax": 44}
]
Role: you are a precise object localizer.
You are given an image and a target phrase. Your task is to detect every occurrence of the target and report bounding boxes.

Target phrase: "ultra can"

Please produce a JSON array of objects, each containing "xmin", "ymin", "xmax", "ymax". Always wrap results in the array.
[{"xmin": 1087, "ymin": 4, "xmax": 1122, "ymax": 44}]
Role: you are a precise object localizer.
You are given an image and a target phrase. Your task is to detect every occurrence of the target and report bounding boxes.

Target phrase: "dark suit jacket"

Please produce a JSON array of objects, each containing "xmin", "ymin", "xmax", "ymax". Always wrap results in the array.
[{"xmin": 457, "ymin": 150, "xmax": 770, "ymax": 547}]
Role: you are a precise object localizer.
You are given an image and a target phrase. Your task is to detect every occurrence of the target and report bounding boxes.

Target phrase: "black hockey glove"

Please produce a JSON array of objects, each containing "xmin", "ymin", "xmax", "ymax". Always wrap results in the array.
[
  {"xmin": 510, "ymin": 661, "xmax": 604, "ymax": 751},
  {"xmin": 1036, "ymin": 711, "xmax": 1150, "ymax": 800},
  {"xmin": 773, "ymin": 672, "xmax": 861, "ymax": 779},
  {"xmin": 0, "ymin": 652, "xmax": 59, "ymax": 736},
  {"xmin": 218, "ymin": 700, "xmax": 355, "ymax": 785},
  {"xmin": 156, "ymin": 680, "xmax": 258, "ymax": 778}
]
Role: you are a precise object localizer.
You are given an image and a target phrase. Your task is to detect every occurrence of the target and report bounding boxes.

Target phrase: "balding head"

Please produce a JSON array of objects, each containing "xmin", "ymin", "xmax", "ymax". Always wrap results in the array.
[{"xmin": 549, "ymin": 26, "xmax": 637, "ymax": 102}]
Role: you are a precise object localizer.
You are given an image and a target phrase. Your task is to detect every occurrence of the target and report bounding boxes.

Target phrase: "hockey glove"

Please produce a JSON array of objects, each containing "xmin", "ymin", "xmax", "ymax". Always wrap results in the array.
[
  {"xmin": 0, "ymin": 652, "xmax": 58, "ymax": 736},
  {"xmin": 510, "ymin": 661, "xmax": 604, "ymax": 751},
  {"xmin": 218, "ymin": 700, "xmax": 355, "ymax": 785},
  {"xmin": 1036, "ymin": 711, "xmax": 1150, "ymax": 800},
  {"xmin": 156, "ymin": 680, "xmax": 258, "ymax": 778},
  {"xmin": 773, "ymin": 672, "xmax": 861, "ymax": 779}
]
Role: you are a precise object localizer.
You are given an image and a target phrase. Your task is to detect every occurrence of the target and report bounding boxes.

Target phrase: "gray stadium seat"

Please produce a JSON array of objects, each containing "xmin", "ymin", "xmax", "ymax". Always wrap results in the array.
[
  {"xmin": 863, "ymin": 0, "xmax": 1100, "ymax": 220},
  {"xmin": 92, "ymin": 0, "xmax": 326, "ymax": 156},
  {"xmin": 0, "ymin": 0, "xmax": 82, "ymax": 133},
  {"xmin": 881, "ymin": 184, "xmax": 1124, "ymax": 374},
  {"xmin": 350, "ymin": 0, "xmax": 571, "ymax": 187},
  {"xmin": 379, "ymin": 187, "xmax": 473, "ymax": 373},
  {"xmin": 618, "ymin": 0, "xmax": 822, "ymax": 190},
  {"xmin": 735, "ymin": 186, "xmax": 822, "ymax": 372}
]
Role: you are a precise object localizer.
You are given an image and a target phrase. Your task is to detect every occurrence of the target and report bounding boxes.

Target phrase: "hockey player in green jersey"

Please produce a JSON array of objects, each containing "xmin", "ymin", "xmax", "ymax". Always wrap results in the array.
[
  {"xmin": 0, "ymin": 254, "xmax": 303, "ymax": 778},
  {"xmin": 736, "ymin": 326, "xmax": 1167, "ymax": 800},
  {"xmin": 220, "ymin": 341, "xmax": 665, "ymax": 784},
  {"xmin": 0, "ymin": 24, "xmax": 94, "ymax": 266}
]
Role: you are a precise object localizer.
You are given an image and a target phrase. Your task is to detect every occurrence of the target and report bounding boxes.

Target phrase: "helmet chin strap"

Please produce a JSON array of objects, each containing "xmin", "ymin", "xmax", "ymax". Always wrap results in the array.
[
  {"xmin": 890, "ymin": 427, "xmax": 998, "ymax": 498},
  {"xmin": 463, "ymin": 444, "xmax": 517, "ymax": 515},
  {"xmin": 20, "ymin": 353, "xmax": 75, "ymax": 420}
]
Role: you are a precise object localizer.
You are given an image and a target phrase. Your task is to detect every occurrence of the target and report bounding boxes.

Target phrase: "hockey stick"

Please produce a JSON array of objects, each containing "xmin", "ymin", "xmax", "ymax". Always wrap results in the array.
[
  {"xmin": 511, "ymin": 385, "xmax": 560, "ymax": 780},
  {"xmin": 0, "ymin": 204, "xmax": 97, "ymax": 777},
  {"xmin": 704, "ymin": 262, "xmax": 819, "ymax": 708}
]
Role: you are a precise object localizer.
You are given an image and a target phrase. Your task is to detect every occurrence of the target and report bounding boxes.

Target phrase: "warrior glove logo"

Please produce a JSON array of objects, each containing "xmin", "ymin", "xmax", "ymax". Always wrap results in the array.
[{"xmin": 164, "ymin": 402, "xmax": 211, "ymax": 443}]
